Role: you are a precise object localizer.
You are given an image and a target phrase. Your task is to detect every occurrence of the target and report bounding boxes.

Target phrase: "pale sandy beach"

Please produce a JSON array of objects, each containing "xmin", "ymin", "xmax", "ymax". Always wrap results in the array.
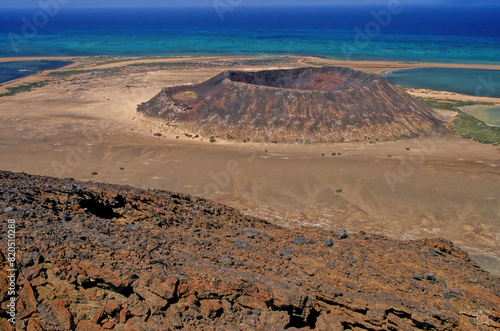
[{"xmin": 0, "ymin": 55, "xmax": 499, "ymax": 273}]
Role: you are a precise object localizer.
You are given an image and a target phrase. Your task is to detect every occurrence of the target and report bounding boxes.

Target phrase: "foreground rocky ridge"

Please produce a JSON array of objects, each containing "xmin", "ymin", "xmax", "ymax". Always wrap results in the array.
[
  {"xmin": 0, "ymin": 170, "xmax": 499, "ymax": 330},
  {"xmin": 138, "ymin": 67, "xmax": 443, "ymax": 143}
]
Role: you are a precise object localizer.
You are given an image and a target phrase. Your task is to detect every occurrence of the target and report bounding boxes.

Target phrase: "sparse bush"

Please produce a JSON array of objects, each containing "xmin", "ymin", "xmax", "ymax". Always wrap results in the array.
[
  {"xmin": 450, "ymin": 111, "xmax": 500, "ymax": 145},
  {"xmin": 336, "ymin": 189, "xmax": 343, "ymax": 193},
  {"xmin": 419, "ymin": 98, "xmax": 494, "ymax": 110},
  {"xmin": 0, "ymin": 81, "xmax": 48, "ymax": 97},
  {"xmin": 210, "ymin": 138, "xmax": 216, "ymax": 143}
]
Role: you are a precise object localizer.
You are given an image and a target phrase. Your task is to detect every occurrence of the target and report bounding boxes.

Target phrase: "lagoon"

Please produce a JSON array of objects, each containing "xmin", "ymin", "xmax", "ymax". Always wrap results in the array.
[
  {"xmin": 382, "ymin": 68, "xmax": 500, "ymax": 98},
  {"xmin": 0, "ymin": 60, "xmax": 73, "ymax": 84}
]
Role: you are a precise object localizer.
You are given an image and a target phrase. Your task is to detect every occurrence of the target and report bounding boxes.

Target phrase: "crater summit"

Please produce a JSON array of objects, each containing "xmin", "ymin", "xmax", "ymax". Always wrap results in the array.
[{"xmin": 138, "ymin": 67, "xmax": 443, "ymax": 143}]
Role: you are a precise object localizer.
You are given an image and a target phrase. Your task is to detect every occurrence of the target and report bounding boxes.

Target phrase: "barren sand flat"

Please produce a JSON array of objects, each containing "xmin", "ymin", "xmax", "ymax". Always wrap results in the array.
[{"xmin": 0, "ymin": 56, "xmax": 499, "ymax": 273}]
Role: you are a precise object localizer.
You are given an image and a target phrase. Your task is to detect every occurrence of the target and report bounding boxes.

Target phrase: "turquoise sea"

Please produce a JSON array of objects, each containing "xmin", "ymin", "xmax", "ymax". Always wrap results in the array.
[
  {"xmin": 1, "ymin": 5, "xmax": 500, "ymax": 94},
  {"xmin": 0, "ymin": 5, "xmax": 499, "ymax": 63}
]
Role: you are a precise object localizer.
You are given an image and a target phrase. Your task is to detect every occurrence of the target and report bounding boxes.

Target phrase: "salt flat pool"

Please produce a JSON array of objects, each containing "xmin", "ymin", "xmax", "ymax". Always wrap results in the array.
[
  {"xmin": 461, "ymin": 105, "xmax": 500, "ymax": 126},
  {"xmin": 382, "ymin": 68, "xmax": 500, "ymax": 98}
]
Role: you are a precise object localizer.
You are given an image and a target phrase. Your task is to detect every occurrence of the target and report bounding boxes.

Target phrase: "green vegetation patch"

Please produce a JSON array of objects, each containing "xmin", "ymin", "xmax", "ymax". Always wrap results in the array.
[
  {"xmin": 450, "ymin": 110, "xmax": 500, "ymax": 145},
  {"xmin": 126, "ymin": 62, "xmax": 196, "ymax": 68},
  {"xmin": 47, "ymin": 68, "xmax": 118, "ymax": 78},
  {"xmin": 419, "ymin": 98, "xmax": 494, "ymax": 110},
  {"xmin": 0, "ymin": 81, "xmax": 48, "ymax": 97},
  {"xmin": 305, "ymin": 61, "xmax": 332, "ymax": 67},
  {"xmin": 239, "ymin": 57, "xmax": 291, "ymax": 65}
]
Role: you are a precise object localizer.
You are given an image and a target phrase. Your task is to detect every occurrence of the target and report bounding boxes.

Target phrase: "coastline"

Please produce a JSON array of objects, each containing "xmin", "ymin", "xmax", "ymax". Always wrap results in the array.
[
  {"xmin": 3, "ymin": 54, "xmax": 500, "ymax": 70},
  {"xmin": 2, "ymin": 55, "xmax": 500, "ymax": 103}
]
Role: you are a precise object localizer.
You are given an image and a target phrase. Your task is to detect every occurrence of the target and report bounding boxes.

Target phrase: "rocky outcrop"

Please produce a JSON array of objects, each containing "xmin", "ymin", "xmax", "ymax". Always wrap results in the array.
[
  {"xmin": 0, "ymin": 170, "xmax": 499, "ymax": 330},
  {"xmin": 137, "ymin": 67, "xmax": 443, "ymax": 143}
]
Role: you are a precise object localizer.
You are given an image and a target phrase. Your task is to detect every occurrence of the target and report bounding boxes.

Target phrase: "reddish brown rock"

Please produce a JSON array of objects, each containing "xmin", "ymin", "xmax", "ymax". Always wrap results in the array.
[
  {"xmin": 200, "ymin": 299, "xmax": 223, "ymax": 319},
  {"xmin": 37, "ymin": 298, "xmax": 73, "ymax": 330},
  {"xmin": 315, "ymin": 311, "xmax": 343, "ymax": 331},
  {"xmin": 0, "ymin": 170, "xmax": 499, "ymax": 330},
  {"xmin": 259, "ymin": 310, "xmax": 290, "ymax": 328},
  {"xmin": 104, "ymin": 299, "xmax": 121, "ymax": 316},
  {"xmin": 119, "ymin": 308, "xmax": 129, "ymax": 324},
  {"xmin": 17, "ymin": 281, "xmax": 37, "ymax": 319},
  {"xmin": 0, "ymin": 319, "xmax": 14, "ymax": 331},
  {"xmin": 76, "ymin": 320, "xmax": 103, "ymax": 331}
]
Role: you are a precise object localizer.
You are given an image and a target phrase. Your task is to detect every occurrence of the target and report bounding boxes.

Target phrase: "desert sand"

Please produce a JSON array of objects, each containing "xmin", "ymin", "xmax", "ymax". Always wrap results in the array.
[{"xmin": 0, "ymin": 56, "xmax": 499, "ymax": 274}]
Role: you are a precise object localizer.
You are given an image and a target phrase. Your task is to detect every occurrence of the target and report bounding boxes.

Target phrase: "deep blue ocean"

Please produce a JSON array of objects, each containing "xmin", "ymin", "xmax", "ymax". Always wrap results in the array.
[{"xmin": 1, "ymin": 5, "xmax": 499, "ymax": 63}]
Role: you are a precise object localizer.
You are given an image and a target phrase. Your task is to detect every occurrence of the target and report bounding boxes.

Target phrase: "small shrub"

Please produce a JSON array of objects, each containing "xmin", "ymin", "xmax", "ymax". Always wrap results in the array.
[
  {"xmin": 210, "ymin": 138, "xmax": 216, "ymax": 143},
  {"xmin": 91, "ymin": 172, "xmax": 98, "ymax": 176},
  {"xmin": 450, "ymin": 111, "xmax": 500, "ymax": 145},
  {"xmin": 0, "ymin": 81, "xmax": 48, "ymax": 97},
  {"xmin": 176, "ymin": 136, "xmax": 179, "ymax": 139},
  {"xmin": 332, "ymin": 153, "xmax": 336, "ymax": 156},
  {"xmin": 405, "ymin": 148, "xmax": 411, "ymax": 151},
  {"xmin": 388, "ymin": 155, "xmax": 392, "ymax": 158},
  {"xmin": 336, "ymin": 189, "xmax": 343, "ymax": 193},
  {"xmin": 119, "ymin": 167, "xmax": 125, "ymax": 170},
  {"xmin": 265, "ymin": 150, "xmax": 268, "ymax": 153},
  {"xmin": 322, "ymin": 153, "xmax": 325, "ymax": 156}
]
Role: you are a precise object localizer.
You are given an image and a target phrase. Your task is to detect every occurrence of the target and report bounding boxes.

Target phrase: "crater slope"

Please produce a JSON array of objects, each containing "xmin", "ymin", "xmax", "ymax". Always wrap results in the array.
[{"xmin": 138, "ymin": 67, "xmax": 443, "ymax": 142}]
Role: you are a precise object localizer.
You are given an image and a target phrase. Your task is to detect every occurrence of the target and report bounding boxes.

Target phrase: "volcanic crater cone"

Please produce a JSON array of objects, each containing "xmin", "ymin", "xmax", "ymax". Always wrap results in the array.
[{"xmin": 138, "ymin": 67, "xmax": 443, "ymax": 142}]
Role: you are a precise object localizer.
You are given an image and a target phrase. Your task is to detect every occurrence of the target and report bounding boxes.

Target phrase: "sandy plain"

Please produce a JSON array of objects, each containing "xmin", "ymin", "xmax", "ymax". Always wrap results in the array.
[{"xmin": 0, "ymin": 55, "xmax": 499, "ymax": 274}]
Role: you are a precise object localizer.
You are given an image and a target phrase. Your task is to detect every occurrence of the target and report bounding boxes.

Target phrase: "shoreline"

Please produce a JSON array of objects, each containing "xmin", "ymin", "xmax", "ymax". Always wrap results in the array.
[
  {"xmin": 3, "ymin": 55, "xmax": 500, "ymax": 70},
  {"xmin": 1, "ymin": 55, "xmax": 500, "ymax": 102}
]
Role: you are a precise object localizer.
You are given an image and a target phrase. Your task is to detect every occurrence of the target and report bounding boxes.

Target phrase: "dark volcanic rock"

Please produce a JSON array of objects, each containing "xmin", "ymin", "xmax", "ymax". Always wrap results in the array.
[
  {"xmin": 0, "ymin": 170, "xmax": 499, "ymax": 330},
  {"xmin": 137, "ymin": 67, "xmax": 443, "ymax": 143},
  {"xmin": 333, "ymin": 228, "xmax": 348, "ymax": 239}
]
